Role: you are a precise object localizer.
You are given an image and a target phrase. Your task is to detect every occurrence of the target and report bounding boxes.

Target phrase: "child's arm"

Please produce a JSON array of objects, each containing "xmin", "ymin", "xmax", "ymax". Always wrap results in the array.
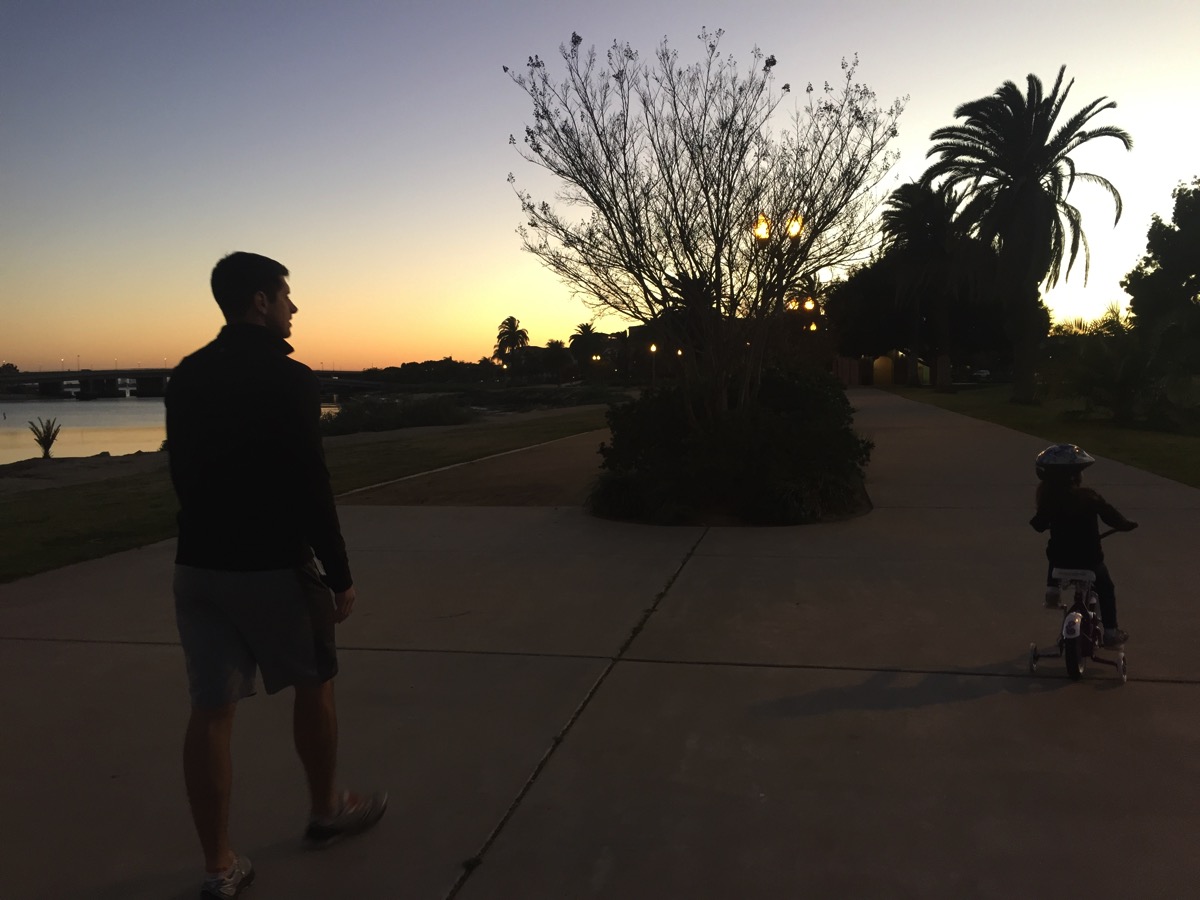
[
  {"xmin": 1029, "ymin": 511, "xmax": 1050, "ymax": 532},
  {"xmin": 1092, "ymin": 492, "xmax": 1138, "ymax": 531}
]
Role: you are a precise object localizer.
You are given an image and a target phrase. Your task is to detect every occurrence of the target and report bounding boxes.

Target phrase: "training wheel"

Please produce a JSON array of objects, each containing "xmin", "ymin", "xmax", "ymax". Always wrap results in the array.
[
  {"xmin": 1118, "ymin": 653, "xmax": 1127, "ymax": 684},
  {"xmin": 1028, "ymin": 642, "xmax": 1039, "ymax": 674}
]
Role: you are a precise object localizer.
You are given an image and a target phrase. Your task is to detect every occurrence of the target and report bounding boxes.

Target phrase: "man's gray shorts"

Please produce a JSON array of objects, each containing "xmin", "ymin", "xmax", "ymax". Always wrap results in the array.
[{"xmin": 174, "ymin": 559, "xmax": 338, "ymax": 708}]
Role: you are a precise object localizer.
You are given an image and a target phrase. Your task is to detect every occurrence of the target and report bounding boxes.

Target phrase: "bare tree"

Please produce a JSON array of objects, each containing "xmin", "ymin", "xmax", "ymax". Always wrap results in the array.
[{"xmin": 507, "ymin": 29, "xmax": 904, "ymax": 424}]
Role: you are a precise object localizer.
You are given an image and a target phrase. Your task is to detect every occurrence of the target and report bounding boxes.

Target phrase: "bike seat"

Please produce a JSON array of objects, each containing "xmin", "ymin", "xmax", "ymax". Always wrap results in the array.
[{"xmin": 1051, "ymin": 567, "xmax": 1095, "ymax": 583}]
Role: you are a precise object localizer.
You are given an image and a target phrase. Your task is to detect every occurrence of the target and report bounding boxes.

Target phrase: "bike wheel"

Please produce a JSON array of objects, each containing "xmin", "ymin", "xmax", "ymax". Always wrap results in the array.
[
  {"xmin": 1028, "ymin": 643, "xmax": 1038, "ymax": 674},
  {"xmin": 1064, "ymin": 638, "xmax": 1085, "ymax": 680}
]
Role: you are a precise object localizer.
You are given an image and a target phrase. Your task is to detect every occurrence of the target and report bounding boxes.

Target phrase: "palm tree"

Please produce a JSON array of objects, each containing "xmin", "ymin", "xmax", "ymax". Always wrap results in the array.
[
  {"xmin": 494, "ymin": 316, "xmax": 530, "ymax": 361},
  {"xmin": 881, "ymin": 182, "xmax": 989, "ymax": 391},
  {"xmin": 568, "ymin": 322, "xmax": 605, "ymax": 368},
  {"xmin": 923, "ymin": 65, "xmax": 1132, "ymax": 402}
]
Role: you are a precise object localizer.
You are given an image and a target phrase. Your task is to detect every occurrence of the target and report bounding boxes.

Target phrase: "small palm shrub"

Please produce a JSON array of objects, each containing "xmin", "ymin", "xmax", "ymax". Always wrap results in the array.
[{"xmin": 28, "ymin": 417, "xmax": 62, "ymax": 459}]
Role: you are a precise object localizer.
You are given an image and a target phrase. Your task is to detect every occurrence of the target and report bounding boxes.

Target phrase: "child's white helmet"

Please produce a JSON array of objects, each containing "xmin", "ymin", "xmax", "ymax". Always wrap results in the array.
[{"xmin": 1035, "ymin": 443, "xmax": 1095, "ymax": 480}]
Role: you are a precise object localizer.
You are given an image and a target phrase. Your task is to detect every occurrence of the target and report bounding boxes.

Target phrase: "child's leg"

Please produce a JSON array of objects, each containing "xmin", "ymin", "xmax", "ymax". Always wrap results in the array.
[
  {"xmin": 1043, "ymin": 563, "xmax": 1061, "ymax": 606},
  {"xmin": 1093, "ymin": 564, "xmax": 1118, "ymax": 628}
]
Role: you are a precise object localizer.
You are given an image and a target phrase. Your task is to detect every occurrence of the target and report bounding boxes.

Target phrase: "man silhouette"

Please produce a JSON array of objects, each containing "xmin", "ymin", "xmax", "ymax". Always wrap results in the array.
[{"xmin": 166, "ymin": 252, "xmax": 385, "ymax": 898}]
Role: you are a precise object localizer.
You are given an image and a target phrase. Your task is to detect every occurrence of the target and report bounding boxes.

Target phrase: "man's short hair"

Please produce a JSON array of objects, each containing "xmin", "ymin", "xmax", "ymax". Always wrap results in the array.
[{"xmin": 210, "ymin": 252, "xmax": 289, "ymax": 320}]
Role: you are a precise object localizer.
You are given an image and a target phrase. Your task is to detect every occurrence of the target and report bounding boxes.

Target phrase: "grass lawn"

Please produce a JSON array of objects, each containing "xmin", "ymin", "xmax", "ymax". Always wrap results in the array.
[
  {"xmin": 885, "ymin": 385, "xmax": 1200, "ymax": 488},
  {"xmin": 0, "ymin": 406, "xmax": 608, "ymax": 584}
]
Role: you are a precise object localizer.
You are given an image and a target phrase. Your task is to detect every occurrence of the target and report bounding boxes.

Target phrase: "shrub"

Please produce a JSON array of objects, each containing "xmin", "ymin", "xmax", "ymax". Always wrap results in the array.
[
  {"xmin": 590, "ymin": 368, "xmax": 872, "ymax": 524},
  {"xmin": 321, "ymin": 395, "xmax": 477, "ymax": 436}
]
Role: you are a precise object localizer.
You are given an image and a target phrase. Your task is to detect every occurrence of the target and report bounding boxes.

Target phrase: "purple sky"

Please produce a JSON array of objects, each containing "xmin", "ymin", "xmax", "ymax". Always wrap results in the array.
[{"xmin": 2, "ymin": 0, "xmax": 1194, "ymax": 370}]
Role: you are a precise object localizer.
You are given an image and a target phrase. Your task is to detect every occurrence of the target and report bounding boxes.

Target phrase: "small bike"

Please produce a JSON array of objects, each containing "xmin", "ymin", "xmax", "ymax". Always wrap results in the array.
[{"xmin": 1028, "ymin": 530, "xmax": 1127, "ymax": 684}]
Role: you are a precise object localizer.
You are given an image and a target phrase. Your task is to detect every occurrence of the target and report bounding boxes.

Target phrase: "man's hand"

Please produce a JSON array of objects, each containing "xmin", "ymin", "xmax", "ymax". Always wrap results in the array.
[{"xmin": 333, "ymin": 586, "xmax": 357, "ymax": 623}]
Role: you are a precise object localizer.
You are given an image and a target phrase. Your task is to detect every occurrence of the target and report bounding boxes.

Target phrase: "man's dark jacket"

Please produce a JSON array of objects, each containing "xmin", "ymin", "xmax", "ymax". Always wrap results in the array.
[{"xmin": 165, "ymin": 323, "xmax": 352, "ymax": 591}]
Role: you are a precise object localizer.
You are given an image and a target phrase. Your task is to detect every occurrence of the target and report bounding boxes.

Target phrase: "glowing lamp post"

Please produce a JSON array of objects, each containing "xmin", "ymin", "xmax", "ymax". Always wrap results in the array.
[
  {"xmin": 755, "ymin": 212, "xmax": 805, "ymax": 318},
  {"xmin": 753, "ymin": 214, "xmax": 771, "ymax": 242},
  {"xmin": 754, "ymin": 212, "xmax": 803, "ymax": 244},
  {"xmin": 649, "ymin": 343, "xmax": 657, "ymax": 388}
]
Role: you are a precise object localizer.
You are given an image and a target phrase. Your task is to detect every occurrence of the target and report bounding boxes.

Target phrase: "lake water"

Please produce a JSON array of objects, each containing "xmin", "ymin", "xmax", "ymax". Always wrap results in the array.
[
  {"xmin": 0, "ymin": 396, "xmax": 343, "ymax": 465},
  {"xmin": 0, "ymin": 397, "xmax": 167, "ymax": 465}
]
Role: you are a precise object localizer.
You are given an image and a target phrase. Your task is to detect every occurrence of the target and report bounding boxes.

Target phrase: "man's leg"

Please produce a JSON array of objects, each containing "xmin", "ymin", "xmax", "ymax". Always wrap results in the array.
[
  {"xmin": 183, "ymin": 702, "xmax": 238, "ymax": 873},
  {"xmin": 294, "ymin": 679, "xmax": 339, "ymax": 818}
]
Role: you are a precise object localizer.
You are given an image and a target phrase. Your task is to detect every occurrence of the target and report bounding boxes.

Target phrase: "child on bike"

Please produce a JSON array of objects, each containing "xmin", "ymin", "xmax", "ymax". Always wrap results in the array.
[{"xmin": 1030, "ymin": 443, "xmax": 1138, "ymax": 646}]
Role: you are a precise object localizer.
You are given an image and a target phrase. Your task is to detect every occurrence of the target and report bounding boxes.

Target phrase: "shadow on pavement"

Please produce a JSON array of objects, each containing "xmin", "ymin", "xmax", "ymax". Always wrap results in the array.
[{"xmin": 753, "ymin": 661, "xmax": 1082, "ymax": 718}]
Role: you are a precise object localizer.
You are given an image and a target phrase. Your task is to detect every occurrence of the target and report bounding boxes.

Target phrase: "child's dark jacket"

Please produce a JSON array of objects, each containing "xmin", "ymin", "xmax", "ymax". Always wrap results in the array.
[{"xmin": 1030, "ymin": 487, "xmax": 1135, "ymax": 568}]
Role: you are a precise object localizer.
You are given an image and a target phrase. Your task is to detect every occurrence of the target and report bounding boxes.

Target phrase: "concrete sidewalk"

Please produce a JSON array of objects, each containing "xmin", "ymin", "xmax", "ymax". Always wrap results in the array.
[{"xmin": 3, "ymin": 387, "xmax": 1200, "ymax": 899}]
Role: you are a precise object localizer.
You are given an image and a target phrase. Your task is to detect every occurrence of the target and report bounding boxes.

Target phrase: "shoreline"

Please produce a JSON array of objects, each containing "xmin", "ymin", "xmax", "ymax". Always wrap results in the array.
[
  {"xmin": 0, "ymin": 405, "xmax": 610, "ymax": 495},
  {"xmin": 0, "ymin": 449, "xmax": 169, "ymax": 495}
]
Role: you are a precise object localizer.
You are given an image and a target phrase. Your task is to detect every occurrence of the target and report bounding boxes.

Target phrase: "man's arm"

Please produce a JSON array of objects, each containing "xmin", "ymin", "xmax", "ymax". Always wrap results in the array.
[
  {"xmin": 291, "ymin": 367, "xmax": 353, "ymax": 593},
  {"xmin": 333, "ymin": 587, "xmax": 356, "ymax": 622}
]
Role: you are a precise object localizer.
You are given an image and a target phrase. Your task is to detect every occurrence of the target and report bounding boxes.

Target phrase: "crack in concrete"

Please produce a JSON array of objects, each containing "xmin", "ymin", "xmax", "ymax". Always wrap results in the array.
[{"xmin": 441, "ymin": 526, "xmax": 712, "ymax": 900}]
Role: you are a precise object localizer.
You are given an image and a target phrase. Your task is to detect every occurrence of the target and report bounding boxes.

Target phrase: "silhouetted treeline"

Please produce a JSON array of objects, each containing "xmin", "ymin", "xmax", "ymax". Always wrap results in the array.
[{"xmin": 362, "ymin": 357, "xmax": 499, "ymax": 385}]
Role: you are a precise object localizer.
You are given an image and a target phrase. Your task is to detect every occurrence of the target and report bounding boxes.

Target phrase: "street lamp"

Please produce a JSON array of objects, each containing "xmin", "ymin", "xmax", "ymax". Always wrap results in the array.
[
  {"xmin": 754, "ymin": 212, "xmax": 803, "ymax": 244},
  {"xmin": 753, "ymin": 214, "xmax": 771, "ymax": 242},
  {"xmin": 649, "ymin": 343, "xmax": 657, "ymax": 388},
  {"xmin": 754, "ymin": 211, "xmax": 806, "ymax": 338}
]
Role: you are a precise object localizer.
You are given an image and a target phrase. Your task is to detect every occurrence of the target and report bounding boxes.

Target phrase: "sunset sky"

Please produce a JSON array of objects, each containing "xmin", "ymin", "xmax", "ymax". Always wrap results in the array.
[{"xmin": 2, "ymin": 0, "xmax": 1194, "ymax": 372}]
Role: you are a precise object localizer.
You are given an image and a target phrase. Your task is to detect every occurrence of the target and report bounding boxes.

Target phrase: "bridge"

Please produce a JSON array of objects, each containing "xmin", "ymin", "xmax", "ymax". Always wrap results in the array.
[{"xmin": 0, "ymin": 368, "xmax": 378, "ymax": 400}]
